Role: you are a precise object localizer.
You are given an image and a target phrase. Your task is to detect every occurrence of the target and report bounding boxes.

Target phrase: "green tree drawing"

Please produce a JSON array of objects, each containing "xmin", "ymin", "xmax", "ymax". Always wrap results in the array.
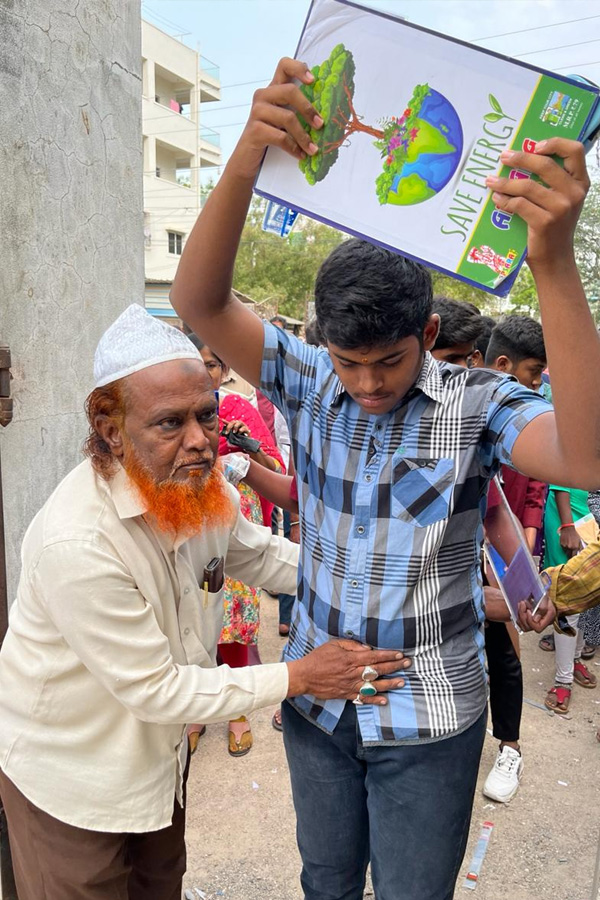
[{"xmin": 298, "ymin": 44, "xmax": 430, "ymax": 202}]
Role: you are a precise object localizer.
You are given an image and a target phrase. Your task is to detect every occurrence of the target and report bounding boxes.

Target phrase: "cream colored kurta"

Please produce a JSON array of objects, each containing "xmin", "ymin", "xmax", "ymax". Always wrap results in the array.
[{"xmin": 0, "ymin": 460, "xmax": 296, "ymax": 832}]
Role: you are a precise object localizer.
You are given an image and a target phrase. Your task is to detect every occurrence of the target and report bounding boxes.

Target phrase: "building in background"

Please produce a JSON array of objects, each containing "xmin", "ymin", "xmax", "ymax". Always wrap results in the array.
[{"xmin": 142, "ymin": 20, "xmax": 221, "ymax": 324}]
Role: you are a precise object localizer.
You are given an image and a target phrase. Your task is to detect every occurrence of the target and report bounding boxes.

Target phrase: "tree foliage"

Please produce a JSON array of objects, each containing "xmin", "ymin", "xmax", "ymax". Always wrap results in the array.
[
  {"xmin": 298, "ymin": 44, "xmax": 356, "ymax": 185},
  {"xmin": 574, "ymin": 178, "xmax": 600, "ymax": 317},
  {"xmin": 232, "ymin": 196, "xmax": 346, "ymax": 319}
]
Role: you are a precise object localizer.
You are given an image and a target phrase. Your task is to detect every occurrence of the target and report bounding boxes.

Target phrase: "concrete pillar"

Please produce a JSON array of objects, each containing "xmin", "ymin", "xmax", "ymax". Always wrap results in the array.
[
  {"xmin": 143, "ymin": 57, "xmax": 156, "ymax": 100},
  {"xmin": 0, "ymin": 1, "xmax": 143, "ymax": 602},
  {"xmin": 145, "ymin": 134, "xmax": 157, "ymax": 176}
]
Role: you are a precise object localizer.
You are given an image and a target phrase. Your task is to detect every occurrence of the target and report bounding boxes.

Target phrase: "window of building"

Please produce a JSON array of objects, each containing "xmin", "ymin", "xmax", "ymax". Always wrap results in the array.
[{"xmin": 168, "ymin": 232, "xmax": 183, "ymax": 255}]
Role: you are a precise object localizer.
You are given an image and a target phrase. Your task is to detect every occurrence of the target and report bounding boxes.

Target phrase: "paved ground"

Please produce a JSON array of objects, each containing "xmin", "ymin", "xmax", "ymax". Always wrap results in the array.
[{"xmin": 184, "ymin": 592, "xmax": 600, "ymax": 900}]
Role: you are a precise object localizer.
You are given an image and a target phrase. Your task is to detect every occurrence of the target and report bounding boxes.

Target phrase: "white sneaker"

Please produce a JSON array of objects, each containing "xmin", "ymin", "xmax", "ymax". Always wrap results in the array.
[{"xmin": 482, "ymin": 745, "xmax": 523, "ymax": 803}]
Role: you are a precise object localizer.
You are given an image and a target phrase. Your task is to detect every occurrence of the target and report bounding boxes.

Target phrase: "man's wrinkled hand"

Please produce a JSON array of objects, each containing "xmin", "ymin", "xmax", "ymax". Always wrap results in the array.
[{"xmin": 286, "ymin": 639, "xmax": 412, "ymax": 704}]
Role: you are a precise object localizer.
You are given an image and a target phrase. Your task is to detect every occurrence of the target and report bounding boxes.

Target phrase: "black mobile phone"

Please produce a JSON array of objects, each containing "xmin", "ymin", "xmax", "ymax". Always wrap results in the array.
[
  {"xmin": 203, "ymin": 557, "xmax": 224, "ymax": 593},
  {"xmin": 220, "ymin": 426, "xmax": 261, "ymax": 455}
]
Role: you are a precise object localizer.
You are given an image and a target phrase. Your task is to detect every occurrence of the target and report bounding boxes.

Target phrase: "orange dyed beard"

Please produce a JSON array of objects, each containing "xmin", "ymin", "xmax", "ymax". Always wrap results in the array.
[{"xmin": 122, "ymin": 444, "xmax": 234, "ymax": 537}]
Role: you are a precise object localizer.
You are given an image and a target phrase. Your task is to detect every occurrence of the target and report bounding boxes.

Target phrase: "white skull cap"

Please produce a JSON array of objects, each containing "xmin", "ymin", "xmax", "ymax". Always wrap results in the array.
[{"xmin": 93, "ymin": 304, "xmax": 201, "ymax": 388}]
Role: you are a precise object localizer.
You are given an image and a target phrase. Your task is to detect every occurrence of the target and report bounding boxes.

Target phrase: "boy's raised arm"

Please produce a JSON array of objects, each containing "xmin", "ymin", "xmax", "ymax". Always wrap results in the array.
[
  {"xmin": 170, "ymin": 58, "xmax": 323, "ymax": 386},
  {"xmin": 490, "ymin": 139, "xmax": 600, "ymax": 488}
]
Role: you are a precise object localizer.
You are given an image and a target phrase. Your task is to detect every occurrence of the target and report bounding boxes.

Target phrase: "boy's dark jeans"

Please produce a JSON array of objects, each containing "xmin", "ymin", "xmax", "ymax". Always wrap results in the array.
[
  {"xmin": 282, "ymin": 699, "xmax": 486, "ymax": 900},
  {"xmin": 485, "ymin": 621, "xmax": 523, "ymax": 743}
]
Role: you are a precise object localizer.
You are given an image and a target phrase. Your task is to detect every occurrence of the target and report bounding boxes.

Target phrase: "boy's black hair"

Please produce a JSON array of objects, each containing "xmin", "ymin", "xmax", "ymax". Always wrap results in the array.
[
  {"xmin": 431, "ymin": 297, "xmax": 483, "ymax": 350},
  {"xmin": 475, "ymin": 315, "xmax": 497, "ymax": 358},
  {"xmin": 187, "ymin": 332, "xmax": 225, "ymax": 368},
  {"xmin": 305, "ymin": 318, "xmax": 325, "ymax": 347},
  {"xmin": 314, "ymin": 239, "xmax": 432, "ymax": 349},
  {"xmin": 485, "ymin": 315, "xmax": 546, "ymax": 366}
]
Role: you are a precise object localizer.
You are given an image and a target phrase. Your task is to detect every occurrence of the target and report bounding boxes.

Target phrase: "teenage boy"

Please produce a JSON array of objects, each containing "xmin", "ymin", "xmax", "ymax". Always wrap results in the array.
[
  {"xmin": 469, "ymin": 314, "xmax": 497, "ymax": 369},
  {"xmin": 481, "ymin": 316, "xmax": 548, "ymax": 802},
  {"xmin": 430, "ymin": 296, "xmax": 484, "ymax": 367},
  {"xmin": 171, "ymin": 58, "xmax": 598, "ymax": 900}
]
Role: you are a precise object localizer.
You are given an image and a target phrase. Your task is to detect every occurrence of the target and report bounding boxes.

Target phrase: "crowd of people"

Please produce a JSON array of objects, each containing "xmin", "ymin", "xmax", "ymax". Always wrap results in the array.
[{"xmin": 0, "ymin": 54, "xmax": 599, "ymax": 900}]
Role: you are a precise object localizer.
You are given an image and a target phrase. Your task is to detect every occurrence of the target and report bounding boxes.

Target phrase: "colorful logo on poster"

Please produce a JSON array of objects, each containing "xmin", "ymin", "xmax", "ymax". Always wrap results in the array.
[
  {"xmin": 542, "ymin": 91, "xmax": 570, "ymax": 126},
  {"xmin": 296, "ymin": 44, "xmax": 463, "ymax": 205},
  {"xmin": 467, "ymin": 245, "xmax": 517, "ymax": 278}
]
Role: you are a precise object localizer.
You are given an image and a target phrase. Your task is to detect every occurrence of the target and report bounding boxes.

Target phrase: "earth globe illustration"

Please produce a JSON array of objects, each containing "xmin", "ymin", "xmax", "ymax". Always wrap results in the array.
[{"xmin": 387, "ymin": 89, "xmax": 463, "ymax": 205}]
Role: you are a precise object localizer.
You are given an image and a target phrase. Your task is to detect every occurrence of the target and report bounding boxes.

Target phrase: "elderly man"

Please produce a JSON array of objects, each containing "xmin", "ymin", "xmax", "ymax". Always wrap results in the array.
[{"xmin": 0, "ymin": 305, "xmax": 408, "ymax": 900}]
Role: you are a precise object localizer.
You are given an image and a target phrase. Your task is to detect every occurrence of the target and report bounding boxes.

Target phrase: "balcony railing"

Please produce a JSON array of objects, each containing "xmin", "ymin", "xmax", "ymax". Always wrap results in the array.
[
  {"xmin": 200, "ymin": 125, "xmax": 221, "ymax": 149},
  {"xmin": 200, "ymin": 56, "xmax": 220, "ymax": 81}
]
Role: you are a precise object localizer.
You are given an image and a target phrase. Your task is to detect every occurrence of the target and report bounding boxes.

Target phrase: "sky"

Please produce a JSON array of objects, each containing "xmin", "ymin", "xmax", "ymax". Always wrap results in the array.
[{"xmin": 141, "ymin": 0, "xmax": 600, "ymax": 180}]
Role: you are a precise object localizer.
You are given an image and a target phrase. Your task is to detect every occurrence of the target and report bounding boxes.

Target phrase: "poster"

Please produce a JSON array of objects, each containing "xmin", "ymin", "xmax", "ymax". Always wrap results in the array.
[
  {"xmin": 484, "ymin": 477, "xmax": 547, "ymax": 631},
  {"xmin": 255, "ymin": 0, "xmax": 599, "ymax": 295}
]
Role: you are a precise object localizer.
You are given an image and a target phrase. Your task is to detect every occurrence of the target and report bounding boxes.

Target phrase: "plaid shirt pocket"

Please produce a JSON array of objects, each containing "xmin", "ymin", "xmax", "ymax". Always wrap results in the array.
[{"xmin": 391, "ymin": 457, "xmax": 455, "ymax": 527}]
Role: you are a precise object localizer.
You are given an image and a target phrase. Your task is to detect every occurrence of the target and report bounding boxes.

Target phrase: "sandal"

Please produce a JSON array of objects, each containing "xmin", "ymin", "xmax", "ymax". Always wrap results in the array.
[
  {"xmin": 272, "ymin": 708, "xmax": 283, "ymax": 732},
  {"xmin": 581, "ymin": 643, "xmax": 597, "ymax": 660},
  {"xmin": 539, "ymin": 633, "xmax": 555, "ymax": 652},
  {"xmin": 228, "ymin": 716, "xmax": 253, "ymax": 757},
  {"xmin": 278, "ymin": 624, "xmax": 290, "ymax": 637},
  {"xmin": 545, "ymin": 685, "xmax": 571, "ymax": 714},
  {"xmin": 574, "ymin": 659, "xmax": 597, "ymax": 688},
  {"xmin": 187, "ymin": 724, "xmax": 206, "ymax": 755}
]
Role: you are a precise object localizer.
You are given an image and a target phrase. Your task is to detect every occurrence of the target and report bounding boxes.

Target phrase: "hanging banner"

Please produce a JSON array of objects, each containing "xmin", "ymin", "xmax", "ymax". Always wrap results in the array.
[{"xmin": 262, "ymin": 201, "xmax": 299, "ymax": 237}]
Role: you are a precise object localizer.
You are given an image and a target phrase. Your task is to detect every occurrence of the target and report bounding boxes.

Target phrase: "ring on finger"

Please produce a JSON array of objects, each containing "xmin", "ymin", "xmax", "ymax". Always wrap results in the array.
[
  {"xmin": 352, "ymin": 693, "xmax": 364, "ymax": 706},
  {"xmin": 359, "ymin": 681, "xmax": 378, "ymax": 698},
  {"xmin": 361, "ymin": 665, "xmax": 378, "ymax": 682}
]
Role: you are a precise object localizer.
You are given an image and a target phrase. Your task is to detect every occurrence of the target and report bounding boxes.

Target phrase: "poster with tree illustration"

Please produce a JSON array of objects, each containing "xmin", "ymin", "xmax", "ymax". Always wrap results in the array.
[{"xmin": 255, "ymin": 0, "xmax": 599, "ymax": 295}]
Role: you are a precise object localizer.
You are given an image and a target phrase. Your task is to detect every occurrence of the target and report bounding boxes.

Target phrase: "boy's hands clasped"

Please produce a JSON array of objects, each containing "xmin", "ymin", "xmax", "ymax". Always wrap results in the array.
[{"xmin": 287, "ymin": 639, "xmax": 411, "ymax": 705}]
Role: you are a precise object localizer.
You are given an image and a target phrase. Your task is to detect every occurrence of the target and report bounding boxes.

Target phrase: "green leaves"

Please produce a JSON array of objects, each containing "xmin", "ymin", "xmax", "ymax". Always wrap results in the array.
[
  {"xmin": 486, "ymin": 94, "xmax": 515, "ymax": 122},
  {"xmin": 489, "ymin": 94, "xmax": 502, "ymax": 114},
  {"xmin": 297, "ymin": 45, "xmax": 356, "ymax": 184}
]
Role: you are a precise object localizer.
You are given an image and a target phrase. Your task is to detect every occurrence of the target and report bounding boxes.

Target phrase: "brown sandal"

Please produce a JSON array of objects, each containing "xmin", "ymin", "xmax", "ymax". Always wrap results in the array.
[
  {"xmin": 187, "ymin": 724, "xmax": 206, "ymax": 755},
  {"xmin": 545, "ymin": 685, "xmax": 571, "ymax": 714},
  {"xmin": 574, "ymin": 659, "xmax": 597, "ymax": 688},
  {"xmin": 228, "ymin": 716, "xmax": 253, "ymax": 757}
]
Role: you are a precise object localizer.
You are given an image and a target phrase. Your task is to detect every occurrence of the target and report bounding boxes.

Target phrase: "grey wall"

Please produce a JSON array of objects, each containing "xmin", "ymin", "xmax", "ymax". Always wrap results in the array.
[{"xmin": 0, "ymin": 1, "xmax": 143, "ymax": 601}]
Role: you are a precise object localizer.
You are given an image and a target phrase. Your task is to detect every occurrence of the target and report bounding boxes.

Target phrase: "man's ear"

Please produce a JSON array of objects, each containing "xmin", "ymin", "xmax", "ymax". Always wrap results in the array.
[
  {"xmin": 493, "ymin": 355, "xmax": 513, "ymax": 374},
  {"xmin": 422, "ymin": 314, "xmax": 440, "ymax": 351},
  {"xmin": 94, "ymin": 415, "xmax": 125, "ymax": 458}
]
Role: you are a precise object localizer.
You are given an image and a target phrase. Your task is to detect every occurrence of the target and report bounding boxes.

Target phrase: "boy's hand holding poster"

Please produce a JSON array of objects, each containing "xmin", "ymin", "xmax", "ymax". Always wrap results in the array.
[{"xmin": 255, "ymin": 0, "xmax": 599, "ymax": 295}]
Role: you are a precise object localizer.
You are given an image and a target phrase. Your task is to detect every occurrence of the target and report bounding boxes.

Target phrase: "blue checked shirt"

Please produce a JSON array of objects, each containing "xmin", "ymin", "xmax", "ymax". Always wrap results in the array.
[{"xmin": 261, "ymin": 324, "xmax": 552, "ymax": 744}]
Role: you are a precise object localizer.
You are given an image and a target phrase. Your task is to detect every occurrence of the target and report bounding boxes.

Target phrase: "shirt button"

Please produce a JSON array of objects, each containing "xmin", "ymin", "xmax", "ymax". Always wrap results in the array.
[
  {"xmin": 375, "ymin": 423, "xmax": 382, "ymax": 430},
  {"xmin": 183, "ymin": 627, "xmax": 190, "ymax": 635},
  {"xmin": 351, "ymin": 580, "xmax": 358, "ymax": 588},
  {"xmin": 346, "ymin": 630, "xmax": 354, "ymax": 637},
  {"xmin": 365, "ymin": 474, "xmax": 372, "ymax": 482},
  {"xmin": 184, "ymin": 587, "xmax": 190, "ymax": 595},
  {"xmin": 357, "ymin": 526, "xmax": 365, "ymax": 535}
]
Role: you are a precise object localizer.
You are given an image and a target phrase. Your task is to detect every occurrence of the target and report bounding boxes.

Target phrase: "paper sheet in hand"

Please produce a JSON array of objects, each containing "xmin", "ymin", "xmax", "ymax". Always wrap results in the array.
[{"xmin": 255, "ymin": 0, "xmax": 599, "ymax": 295}]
